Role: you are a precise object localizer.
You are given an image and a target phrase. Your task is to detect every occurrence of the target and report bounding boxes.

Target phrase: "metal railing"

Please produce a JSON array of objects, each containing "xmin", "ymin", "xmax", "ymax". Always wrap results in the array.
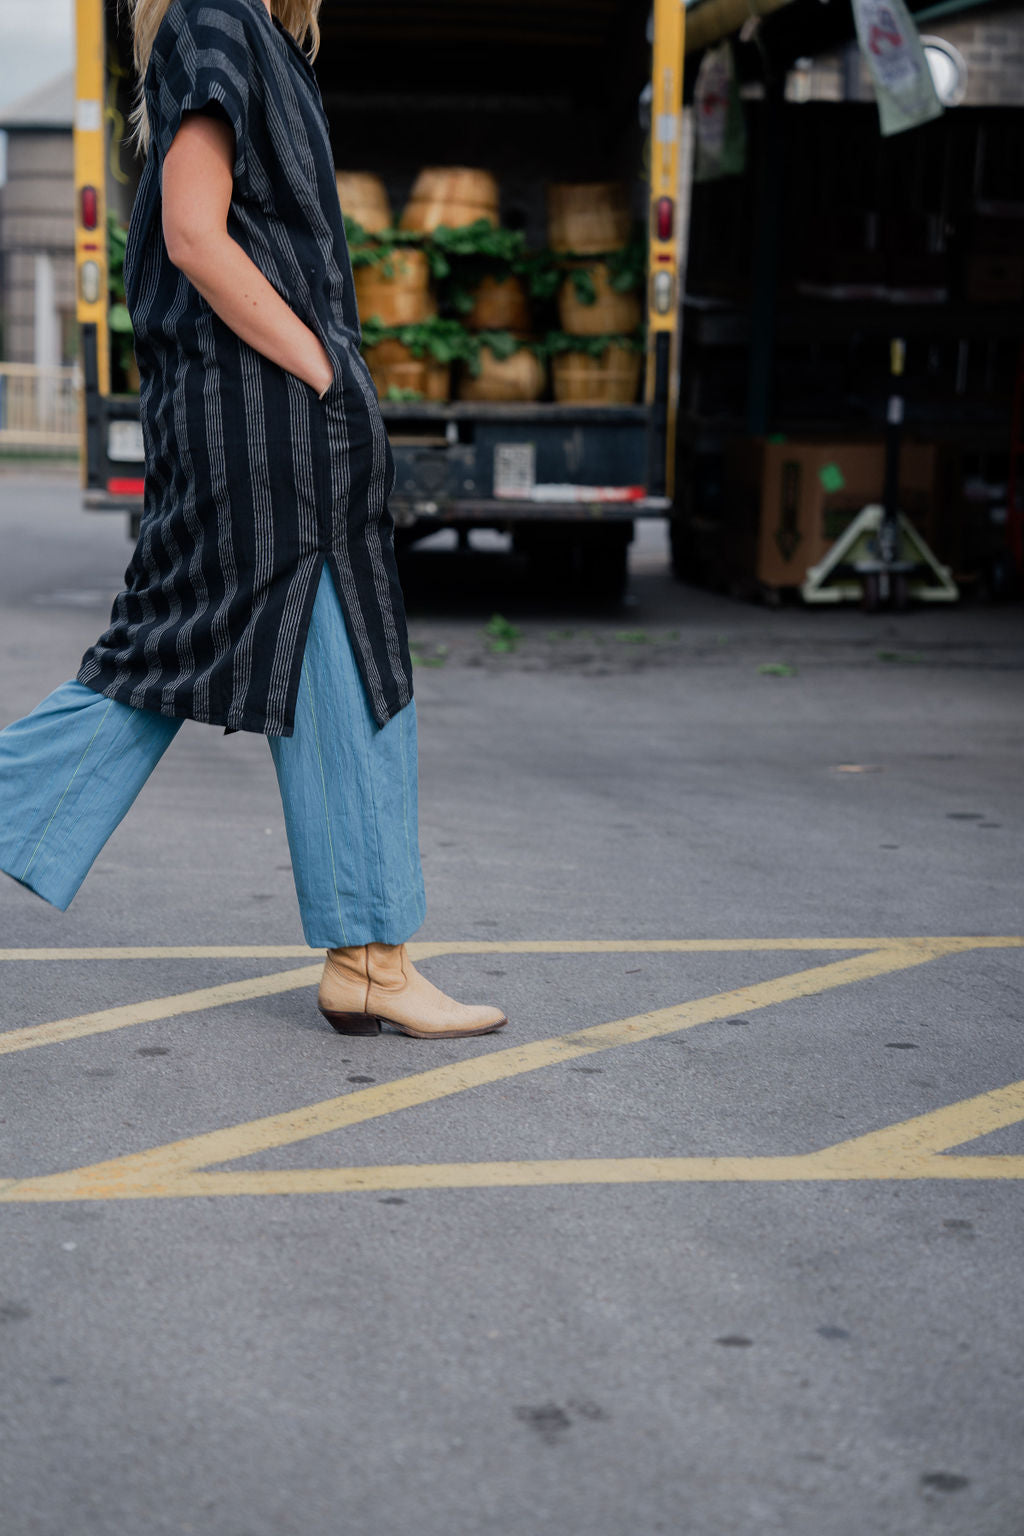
[{"xmin": 0, "ymin": 364, "xmax": 80, "ymax": 452}]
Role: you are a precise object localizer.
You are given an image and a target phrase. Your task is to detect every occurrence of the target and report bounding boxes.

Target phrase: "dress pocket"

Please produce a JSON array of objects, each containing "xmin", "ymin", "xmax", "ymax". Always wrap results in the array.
[{"xmin": 338, "ymin": 336, "xmax": 380, "ymax": 402}]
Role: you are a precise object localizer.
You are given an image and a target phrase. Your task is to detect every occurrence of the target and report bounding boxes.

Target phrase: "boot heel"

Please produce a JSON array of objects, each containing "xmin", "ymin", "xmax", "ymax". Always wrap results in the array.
[{"xmin": 319, "ymin": 1008, "xmax": 382, "ymax": 1036}]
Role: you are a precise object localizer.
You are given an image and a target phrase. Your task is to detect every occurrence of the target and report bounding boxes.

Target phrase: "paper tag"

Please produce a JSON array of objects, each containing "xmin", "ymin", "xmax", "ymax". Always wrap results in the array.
[
  {"xmin": 107, "ymin": 420, "xmax": 146, "ymax": 463},
  {"xmin": 494, "ymin": 443, "xmax": 535, "ymax": 499}
]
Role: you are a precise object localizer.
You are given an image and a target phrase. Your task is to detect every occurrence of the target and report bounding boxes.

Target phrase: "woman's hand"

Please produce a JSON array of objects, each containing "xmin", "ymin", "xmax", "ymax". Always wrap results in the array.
[{"xmin": 162, "ymin": 112, "xmax": 334, "ymax": 395}]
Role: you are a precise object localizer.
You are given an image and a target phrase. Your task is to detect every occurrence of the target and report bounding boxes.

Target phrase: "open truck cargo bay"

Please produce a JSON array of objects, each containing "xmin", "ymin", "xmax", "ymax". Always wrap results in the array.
[{"xmin": 77, "ymin": 0, "xmax": 683, "ymax": 593}]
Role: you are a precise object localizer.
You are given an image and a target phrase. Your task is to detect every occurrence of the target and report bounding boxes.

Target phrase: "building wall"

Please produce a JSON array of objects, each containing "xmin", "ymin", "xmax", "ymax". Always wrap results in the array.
[
  {"xmin": 0, "ymin": 130, "xmax": 75, "ymax": 364},
  {"xmin": 786, "ymin": 7, "xmax": 1024, "ymax": 108},
  {"xmin": 927, "ymin": 10, "xmax": 1024, "ymax": 106}
]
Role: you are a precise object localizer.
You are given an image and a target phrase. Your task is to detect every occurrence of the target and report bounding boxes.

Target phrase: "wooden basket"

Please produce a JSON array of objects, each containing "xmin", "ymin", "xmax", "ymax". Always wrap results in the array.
[
  {"xmin": 422, "ymin": 360, "xmax": 450, "ymax": 401},
  {"xmin": 558, "ymin": 261, "xmax": 642, "ymax": 336},
  {"xmin": 354, "ymin": 248, "xmax": 434, "ymax": 326},
  {"xmin": 335, "ymin": 172, "xmax": 391, "ymax": 233},
  {"xmin": 466, "ymin": 273, "xmax": 530, "ymax": 332},
  {"xmin": 551, "ymin": 345, "xmax": 641, "ymax": 405},
  {"xmin": 363, "ymin": 339, "xmax": 449, "ymax": 402},
  {"xmin": 547, "ymin": 182, "xmax": 632, "ymax": 254},
  {"xmin": 458, "ymin": 345, "xmax": 545, "ymax": 403},
  {"xmin": 400, "ymin": 167, "xmax": 499, "ymax": 233}
]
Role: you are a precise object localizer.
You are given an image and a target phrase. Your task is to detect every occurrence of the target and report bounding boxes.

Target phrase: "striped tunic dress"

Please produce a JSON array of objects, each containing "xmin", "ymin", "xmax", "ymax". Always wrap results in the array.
[{"xmin": 78, "ymin": 0, "xmax": 413, "ymax": 734}]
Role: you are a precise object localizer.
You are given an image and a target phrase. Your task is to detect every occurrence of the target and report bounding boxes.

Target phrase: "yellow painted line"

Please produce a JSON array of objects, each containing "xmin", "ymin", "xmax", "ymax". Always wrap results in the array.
[
  {"xmin": 3, "ymin": 1155, "xmax": 1024, "ymax": 1198},
  {"xmin": 0, "ymin": 937, "xmax": 1021, "ymax": 961},
  {"xmin": 0, "ymin": 945, "xmax": 950, "ymax": 1201},
  {"xmin": 820, "ymin": 1077, "xmax": 1024, "ymax": 1161},
  {"xmin": 0, "ymin": 936, "xmax": 1006, "ymax": 1058},
  {"xmin": 0, "ymin": 946, "xmax": 316, "ymax": 961},
  {"xmin": 418, "ymin": 936, "xmax": 1000, "ymax": 948},
  {"xmin": 36, "ymin": 1149, "xmax": 1022, "ymax": 1198},
  {"xmin": 0, "ymin": 965, "xmax": 321, "ymax": 1056},
  {"xmin": 6, "ymin": 1076, "xmax": 1024, "ymax": 1200}
]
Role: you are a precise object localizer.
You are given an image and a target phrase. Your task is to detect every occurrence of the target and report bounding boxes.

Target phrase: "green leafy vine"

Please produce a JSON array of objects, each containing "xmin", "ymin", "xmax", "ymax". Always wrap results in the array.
[{"xmin": 542, "ymin": 330, "xmax": 646, "ymax": 359}]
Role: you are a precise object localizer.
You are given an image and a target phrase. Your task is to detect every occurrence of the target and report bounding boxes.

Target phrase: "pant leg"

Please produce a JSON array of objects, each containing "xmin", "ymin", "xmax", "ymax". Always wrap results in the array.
[
  {"xmin": 269, "ymin": 571, "xmax": 426, "ymax": 949},
  {"xmin": 0, "ymin": 681, "xmax": 182, "ymax": 911}
]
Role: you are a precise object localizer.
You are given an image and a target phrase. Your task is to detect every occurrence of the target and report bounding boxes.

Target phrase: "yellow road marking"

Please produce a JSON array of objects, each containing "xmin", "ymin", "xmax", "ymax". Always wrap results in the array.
[
  {"xmin": 0, "ymin": 943, "xmax": 981, "ymax": 1201},
  {"xmin": 0, "ymin": 965, "xmax": 321, "ymax": 1056},
  {"xmin": 1, "ymin": 937, "xmax": 1022, "ymax": 961},
  {"xmin": 39, "ymin": 1142, "xmax": 1022, "ymax": 1198},
  {"xmin": 3, "ymin": 936, "xmax": 1019, "ymax": 1059},
  {"xmin": 1, "ymin": 937, "xmax": 1022, "ymax": 1198},
  {"xmin": 0, "ymin": 940, "xmax": 924, "ymax": 1056},
  {"xmin": 0, "ymin": 940, "xmax": 899, "ymax": 1057},
  {"xmin": 0, "ymin": 947, "xmax": 315, "ymax": 961},
  {"xmin": 4, "ymin": 1080, "xmax": 1024, "ymax": 1199},
  {"xmin": 0, "ymin": 941, "xmax": 910, "ymax": 961},
  {"xmin": 822, "ymin": 1076, "xmax": 1024, "ymax": 1161}
]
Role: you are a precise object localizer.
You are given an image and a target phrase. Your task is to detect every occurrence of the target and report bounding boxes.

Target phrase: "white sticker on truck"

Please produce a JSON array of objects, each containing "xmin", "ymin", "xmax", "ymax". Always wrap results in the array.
[
  {"xmin": 494, "ymin": 442, "xmax": 536, "ymax": 499},
  {"xmin": 107, "ymin": 420, "xmax": 146, "ymax": 463}
]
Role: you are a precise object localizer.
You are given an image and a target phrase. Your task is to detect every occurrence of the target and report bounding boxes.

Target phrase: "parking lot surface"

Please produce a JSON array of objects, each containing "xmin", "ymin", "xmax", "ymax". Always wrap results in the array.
[{"xmin": 1, "ymin": 473, "xmax": 1022, "ymax": 1536}]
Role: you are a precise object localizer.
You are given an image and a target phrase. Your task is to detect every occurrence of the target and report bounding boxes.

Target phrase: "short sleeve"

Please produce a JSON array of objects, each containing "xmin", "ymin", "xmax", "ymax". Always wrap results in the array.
[{"xmin": 149, "ymin": 0, "xmax": 254, "ymax": 186}]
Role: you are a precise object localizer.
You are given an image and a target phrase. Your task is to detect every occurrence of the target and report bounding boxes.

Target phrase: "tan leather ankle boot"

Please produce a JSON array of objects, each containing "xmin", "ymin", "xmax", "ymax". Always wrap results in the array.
[{"xmin": 318, "ymin": 943, "xmax": 507, "ymax": 1039}]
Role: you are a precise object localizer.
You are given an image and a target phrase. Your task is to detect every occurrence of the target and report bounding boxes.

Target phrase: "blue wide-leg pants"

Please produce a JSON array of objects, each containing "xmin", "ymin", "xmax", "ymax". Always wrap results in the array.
[{"xmin": 0, "ymin": 571, "xmax": 426, "ymax": 948}]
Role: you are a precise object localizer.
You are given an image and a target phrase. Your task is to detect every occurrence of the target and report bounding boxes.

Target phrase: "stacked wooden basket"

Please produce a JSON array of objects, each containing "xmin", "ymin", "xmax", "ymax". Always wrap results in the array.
[
  {"xmin": 337, "ymin": 168, "xmax": 645, "ymax": 406},
  {"xmin": 548, "ymin": 182, "xmax": 644, "ymax": 406},
  {"xmin": 338, "ymin": 169, "xmax": 445, "ymax": 400},
  {"xmin": 458, "ymin": 271, "xmax": 546, "ymax": 403}
]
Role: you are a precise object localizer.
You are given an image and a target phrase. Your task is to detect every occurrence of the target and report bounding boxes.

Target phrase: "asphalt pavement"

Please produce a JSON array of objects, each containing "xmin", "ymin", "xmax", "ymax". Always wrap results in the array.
[{"xmin": 0, "ymin": 468, "xmax": 1022, "ymax": 1536}]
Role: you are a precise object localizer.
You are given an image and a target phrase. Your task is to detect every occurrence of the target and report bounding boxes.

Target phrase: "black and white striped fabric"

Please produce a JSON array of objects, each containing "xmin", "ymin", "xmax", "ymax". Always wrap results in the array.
[{"xmin": 78, "ymin": 0, "xmax": 413, "ymax": 734}]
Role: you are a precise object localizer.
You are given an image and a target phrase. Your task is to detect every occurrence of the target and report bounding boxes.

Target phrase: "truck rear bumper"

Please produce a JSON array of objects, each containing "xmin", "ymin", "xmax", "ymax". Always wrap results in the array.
[
  {"xmin": 386, "ymin": 401, "xmax": 660, "ymax": 522},
  {"xmin": 84, "ymin": 489, "xmax": 144, "ymax": 512},
  {"xmin": 391, "ymin": 496, "xmax": 671, "ymax": 524}
]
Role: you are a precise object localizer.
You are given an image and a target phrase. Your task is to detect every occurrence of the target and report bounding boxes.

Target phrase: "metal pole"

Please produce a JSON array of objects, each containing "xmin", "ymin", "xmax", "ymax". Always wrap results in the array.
[{"xmin": 880, "ymin": 336, "xmax": 906, "ymax": 575}]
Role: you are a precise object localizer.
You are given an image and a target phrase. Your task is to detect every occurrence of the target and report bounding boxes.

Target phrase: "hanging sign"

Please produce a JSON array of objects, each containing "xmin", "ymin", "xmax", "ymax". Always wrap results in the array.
[
  {"xmin": 694, "ymin": 42, "xmax": 746, "ymax": 181},
  {"xmin": 851, "ymin": 0, "xmax": 944, "ymax": 136}
]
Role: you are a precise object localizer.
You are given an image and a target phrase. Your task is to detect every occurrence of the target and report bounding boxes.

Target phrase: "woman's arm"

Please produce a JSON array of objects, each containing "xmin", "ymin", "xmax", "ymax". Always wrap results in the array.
[{"xmin": 161, "ymin": 112, "xmax": 334, "ymax": 395}]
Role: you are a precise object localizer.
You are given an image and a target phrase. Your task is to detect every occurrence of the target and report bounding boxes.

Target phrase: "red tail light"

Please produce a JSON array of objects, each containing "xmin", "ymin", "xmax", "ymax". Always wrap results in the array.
[
  {"xmin": 81, "ymin": 185, "xmax": 98, "ymax": 230},
  {"xmin": 654, "ymin": 196, "xmax": 674, "ymax": 242}
]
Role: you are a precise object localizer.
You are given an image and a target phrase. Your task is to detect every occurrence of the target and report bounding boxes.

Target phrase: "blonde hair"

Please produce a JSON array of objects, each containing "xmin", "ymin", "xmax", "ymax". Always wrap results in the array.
[{"xmin": 127, "ymin": 0, "xmax": 322, "ymax": 153}]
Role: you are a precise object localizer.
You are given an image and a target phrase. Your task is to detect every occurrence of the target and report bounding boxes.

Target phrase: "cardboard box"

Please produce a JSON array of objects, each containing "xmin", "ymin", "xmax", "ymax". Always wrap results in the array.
[{"xmin": 725, "ymin": 438, "xmax": 949, "ymax": 590}]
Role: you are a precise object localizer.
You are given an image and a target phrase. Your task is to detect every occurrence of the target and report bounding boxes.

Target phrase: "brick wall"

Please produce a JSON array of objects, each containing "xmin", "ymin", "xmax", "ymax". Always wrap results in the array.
[
  {"xmin": 786, "ymin": 6, "xmax": 1024, "ymax": 107},
  {"xmin": 933, "ymin": 11, "xmax": 1024, "ymax": 105}
]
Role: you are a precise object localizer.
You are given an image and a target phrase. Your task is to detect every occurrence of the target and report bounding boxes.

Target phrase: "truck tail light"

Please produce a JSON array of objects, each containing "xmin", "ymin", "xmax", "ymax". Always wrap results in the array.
[
  {"xmin": 80, "ymin": 260, "xmax": 101, "ymax": 303},
  {"xmin": 654, "ymin": 196, "xmax": 674, "ymax": 242},
  {"xmin": 81, "ymin": 185, "xmax": 99, "ymax": 229},
  {"xmin": 651, "ymin": 271, "xmax": 674, "ymax": 314}
]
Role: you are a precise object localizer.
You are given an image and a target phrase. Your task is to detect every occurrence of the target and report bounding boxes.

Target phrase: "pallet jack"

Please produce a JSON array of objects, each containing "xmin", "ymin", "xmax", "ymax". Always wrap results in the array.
[{"xmin": 801, "ymin": 338, "xmax": 958, "ymax": 610}]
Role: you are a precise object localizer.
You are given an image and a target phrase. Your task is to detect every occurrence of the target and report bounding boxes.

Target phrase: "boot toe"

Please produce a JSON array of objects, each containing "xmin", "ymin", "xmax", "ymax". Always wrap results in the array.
[{"xmin": 388, "ymin": 1001, "xmax": 508, "ymax": 1039}]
